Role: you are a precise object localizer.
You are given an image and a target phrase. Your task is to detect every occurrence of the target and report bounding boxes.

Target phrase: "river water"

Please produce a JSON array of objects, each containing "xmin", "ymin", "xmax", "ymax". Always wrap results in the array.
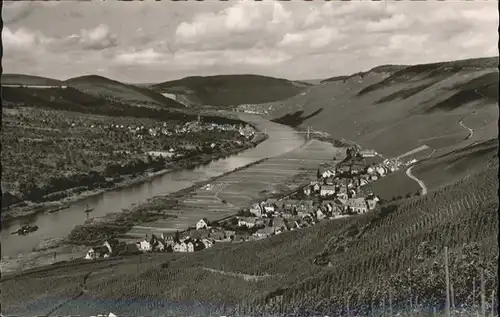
[{"xmin": 1, "ymin": 113, "xmax": 305, "ymax": 259}]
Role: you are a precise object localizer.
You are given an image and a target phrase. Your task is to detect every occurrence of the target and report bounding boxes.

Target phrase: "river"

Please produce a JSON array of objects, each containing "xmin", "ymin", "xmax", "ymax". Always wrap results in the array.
[{"xmin": 1, "ymin": 113, "xmax": 305, "ymax": 260}]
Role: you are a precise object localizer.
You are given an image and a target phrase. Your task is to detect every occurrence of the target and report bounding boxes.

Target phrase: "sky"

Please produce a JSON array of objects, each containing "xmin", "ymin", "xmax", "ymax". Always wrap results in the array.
[{"xmin": 2, "ymin": 0, "xmax": 498, "ymax": 83}]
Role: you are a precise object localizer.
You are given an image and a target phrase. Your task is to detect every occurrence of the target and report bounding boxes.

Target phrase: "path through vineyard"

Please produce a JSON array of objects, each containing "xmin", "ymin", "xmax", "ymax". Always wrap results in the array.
[
  {"xmin": 406, "ymin": 165, "xmax": 428, "ymax": 195},
  {"xmin": 201, "ymin": 267, "xmax": 278, "ymax": 282}
]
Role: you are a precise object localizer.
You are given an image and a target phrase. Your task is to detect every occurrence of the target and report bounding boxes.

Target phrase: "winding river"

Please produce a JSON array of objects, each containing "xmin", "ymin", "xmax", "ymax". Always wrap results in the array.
[{"xmin": 1, "ymin": 113, "xmax": 305, "ymax": 259}]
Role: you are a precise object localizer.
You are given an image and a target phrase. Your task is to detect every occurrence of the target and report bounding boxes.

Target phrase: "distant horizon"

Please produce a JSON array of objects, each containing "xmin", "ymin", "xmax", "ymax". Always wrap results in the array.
[
  {"xmin": 3, "ymin": 1, "xmax": 497, "ymax": 83},
  {"xmin": 2, "ymin": 55, "xmax": 498, "ymax": 85}
]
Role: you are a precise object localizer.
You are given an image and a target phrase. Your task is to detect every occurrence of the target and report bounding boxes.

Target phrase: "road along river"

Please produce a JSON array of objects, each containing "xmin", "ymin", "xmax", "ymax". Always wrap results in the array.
[{"xmin": 1, "ymin": 113, "xmax": 305, "ymax": 262}]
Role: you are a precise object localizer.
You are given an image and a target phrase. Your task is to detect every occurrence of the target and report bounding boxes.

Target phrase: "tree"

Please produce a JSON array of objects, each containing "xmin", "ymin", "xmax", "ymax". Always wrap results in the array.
[{"xmin": 317, "ymin": 168, "xmax": 321, "ymax": 180}]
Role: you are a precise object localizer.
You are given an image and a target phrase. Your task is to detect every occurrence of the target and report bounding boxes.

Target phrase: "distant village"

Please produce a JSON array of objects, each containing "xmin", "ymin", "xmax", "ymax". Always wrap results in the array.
[{"xmin": 85, "ymin": 147, "xmax": 419, "ymax": 260}]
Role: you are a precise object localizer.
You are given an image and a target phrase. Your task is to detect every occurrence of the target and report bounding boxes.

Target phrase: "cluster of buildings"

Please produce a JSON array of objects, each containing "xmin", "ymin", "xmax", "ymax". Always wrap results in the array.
[{"xmin": 85, "ymin": 147, "xmax": 425, "ymax": 261}]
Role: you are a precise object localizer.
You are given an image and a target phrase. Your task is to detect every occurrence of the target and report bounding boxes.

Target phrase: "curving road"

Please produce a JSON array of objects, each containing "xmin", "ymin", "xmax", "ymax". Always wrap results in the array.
[
  {"xmin": 459, "ymin": 120, "xmax": 474, "ymax": 140},
  {"xmin": 406, "ymin": 166, "xmax": 427, "ymax": 195}
]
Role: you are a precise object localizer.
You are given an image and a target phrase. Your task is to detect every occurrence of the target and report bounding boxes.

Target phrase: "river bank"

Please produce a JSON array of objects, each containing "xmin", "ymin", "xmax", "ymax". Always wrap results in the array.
[
  {"xmin": 2, "ymin": 135, "xmax": 267, "ymax": 227},
  {"xmin": 1, "ymin": 113, "xmax": 304, "ymax": 275},
  {"xmin": 66, "ymin": 156, "xmax": 271, "ymax": 246}
]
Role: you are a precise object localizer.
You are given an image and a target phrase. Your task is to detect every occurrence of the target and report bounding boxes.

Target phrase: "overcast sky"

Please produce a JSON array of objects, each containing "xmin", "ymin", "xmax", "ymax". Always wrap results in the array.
[{"xmin": 2, "ymin": 0, "xmax": 498, "ymax": 83}]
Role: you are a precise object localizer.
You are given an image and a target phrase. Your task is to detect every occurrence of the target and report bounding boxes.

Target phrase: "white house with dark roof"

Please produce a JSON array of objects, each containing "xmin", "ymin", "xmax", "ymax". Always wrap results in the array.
[
  {"xmin": 320, "ymin": 185, "xmax": 336, "ymax": 197},
  {"xmin": 250, "ymin": 203, "xmax": 263, "ymax": 217},
  {"xmin": 196, "ymin": 218, "xmax": 210, "ymax": 230},
  {"xmin": 344, "ymin": 198, "xmax": 369, "ymax": 214},
  {"xmin": 238, "ymin": 217, "xmax": 257, "ymax": 228}
]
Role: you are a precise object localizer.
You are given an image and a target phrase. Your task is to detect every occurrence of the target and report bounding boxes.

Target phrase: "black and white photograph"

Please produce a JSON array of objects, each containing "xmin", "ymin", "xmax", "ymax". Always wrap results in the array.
[{"xmin": 1, "ymin": 0, "xmax": 498, "ymax": 316}]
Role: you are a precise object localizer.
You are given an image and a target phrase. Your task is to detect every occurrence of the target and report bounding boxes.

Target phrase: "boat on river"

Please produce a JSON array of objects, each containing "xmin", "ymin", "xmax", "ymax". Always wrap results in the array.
[
  {"xmin": 84, "ymin": 204, "xmax": 94, "ymax": 213},
  {"xmin": 12, "ymin": 224, "xmax": 39, "ymax": 235},
  {"xmin": 48, "ymin": 204, "xmax": 70, "ymax": 214}
]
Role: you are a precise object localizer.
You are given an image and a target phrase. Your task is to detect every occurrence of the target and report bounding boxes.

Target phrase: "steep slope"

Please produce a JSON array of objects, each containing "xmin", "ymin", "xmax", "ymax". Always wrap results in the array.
[
  {"xmin": 2, "ymin": 163, "xmax": 497, "ymax": 316},
  {"xmin": 1, "ymin": 74, "xmax": 64, "ymax": 86},
  {"xmin": 320, "ymin": 64, "xmax": 408, "ymax": 84},
  {"xmin": 65, "ymin": 75, "xmax": 185, "ymax": 109},
  {"xmin": 151, "ymin": 74, "xmax": 309, "ymax": 108},
  {"xmin": 1, "ymin": 86, "xmax": 243, "ymax": 126},
  {"xmin": 267, "ymin": 57, "xmax": 498, "ymax": 159}
]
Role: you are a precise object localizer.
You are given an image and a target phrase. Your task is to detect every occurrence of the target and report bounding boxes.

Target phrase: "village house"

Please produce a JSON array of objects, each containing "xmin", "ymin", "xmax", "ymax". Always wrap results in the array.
[
  {"xmin": 297, "ymin": 200, "xmax": 314, "ymax": 214},
  {"xmin": 344, "ymin": 198, "xmax": 369, "ymax": 214},
  {"xmin": 238, "ymin": 217, "xmax": 257, "ymax": 228},
  {"xmin": 322, "ymin": 170, "xmax": 335, "ymax": 179},
  {"xmin": 315, "ymin": 208, "xmax": 327, "ymax": 220},
  {"xmin": 196, "ymin": 218, "xmax": 210, "ymax": 230},
  {"xmin": 85, "ymin": 241, "xmax": 113, "ymax": 260},
  {"xmin": 254, "ymin": 226, "xmax": 275, "ymax": 238},
  {"xmin": 348, "ymin": 188, "xmax": 357, "ymax": 198},
  {"xmin": 325, "ymin": 177, "xmax": 335, "ymax": 185},
  {"xmin": 320, "ymin": 185, "xmax": 336, "ymax": 197},
  {"xmin": 137, "ymin": 238, "xmax": 152, "ymax": 252},
  {"xmin": 173, "ymin": 241, "xmax": 188, "ymax": 252},
  {"xmin": 150, "ymin": 235, "xmax": 165, "ymax": 252},
  {"xmin": 272, "ymin": 217, "xmax": 287, "ymax": 232},
  {"xmin": 249, "ymin": 203, "xmax": 263, "ymax": 217},
  {"xmin": 303, "ymin": 187, "xmax": 312, "ymax": 196},
  {"xmin": 376, "ymin": 166, "xmax": 387, "ymax": 176},
  {"xmin": 202, "ymin": 238, "xmax": 214, "ymax": 248},
  {"xmin": 186, "ymin": 241, "xmax": 195, "ymax": 252},
  {"xmin": 313, "ymin": 183, "xmax": 321, "ymax": 192},
  {"xmin": 366, "ymin": 199, "xmax": 378, "ymax": 210},
  {"xmin": 361, "ymin": 149, "xmax": 377, "ymax": 157},
  {"xmin": 263, "ymin": 203, "xmax": 275, "ymax": 213}
]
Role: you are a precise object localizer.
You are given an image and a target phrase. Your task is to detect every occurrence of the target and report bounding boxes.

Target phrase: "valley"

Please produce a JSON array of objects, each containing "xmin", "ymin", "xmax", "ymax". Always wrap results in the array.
[{"xmin": 1, "ymin": 56, "xmax": 498, "ymax": 317}]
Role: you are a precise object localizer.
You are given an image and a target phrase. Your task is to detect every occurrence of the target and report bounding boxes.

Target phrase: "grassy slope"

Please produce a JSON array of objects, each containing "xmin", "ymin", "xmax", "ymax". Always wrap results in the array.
[
  {"xmin": 2, "ymin": 73, "xmax": 64, "ymax": 86},
  {"xmin": 269, "ymin": 57, "xmax": 498, "ymax": 159},
  {"xmin": 2, "ymin": 163, "xmax": 497, "ymax": 316},
  {"xmin": 65, "ymin": 75, "xmax": 185, "ymax": 109},
  {"xmin": 151, "ymin": 74, "xmax": 309, "ymax": 108}
]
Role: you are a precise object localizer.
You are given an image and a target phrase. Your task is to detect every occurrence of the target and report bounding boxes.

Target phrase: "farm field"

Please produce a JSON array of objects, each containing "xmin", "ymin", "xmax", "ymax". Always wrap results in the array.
[{"xmin": 123, "ymin": 139, "xmax": 345, "ymax": 241}]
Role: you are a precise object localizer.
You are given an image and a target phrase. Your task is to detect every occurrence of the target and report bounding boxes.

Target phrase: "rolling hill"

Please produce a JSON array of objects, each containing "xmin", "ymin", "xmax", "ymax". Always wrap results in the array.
[
  {"xmin": 64, "ymin": 75, "xmax": 186, "ymax": 109},
  {"xmin": 1, "ymin": 76, "xmax": 243, "ymax": 126},
  {"xmin": 150, "ymin": 74, "xmax": 310, "ymax": 108},
  {"xmin": 265, "ymin": 57, "xmax": 498, "ymax": 160},
  {"xmin": 1, "ymin": 74, "xmax": 64, "ymax": 86}
]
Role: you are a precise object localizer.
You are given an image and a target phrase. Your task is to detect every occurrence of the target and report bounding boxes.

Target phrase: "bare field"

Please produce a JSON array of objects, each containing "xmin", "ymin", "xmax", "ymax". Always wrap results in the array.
[{"xmin": 124, "ymin": 139, "xmax": 344, "ymax": 239}]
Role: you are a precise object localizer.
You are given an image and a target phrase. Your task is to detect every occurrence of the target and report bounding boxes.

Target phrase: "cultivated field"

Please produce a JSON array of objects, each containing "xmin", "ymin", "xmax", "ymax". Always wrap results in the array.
[{"xmin": 122, "ymin": 139, "xmax": 345, "ymax": 241}]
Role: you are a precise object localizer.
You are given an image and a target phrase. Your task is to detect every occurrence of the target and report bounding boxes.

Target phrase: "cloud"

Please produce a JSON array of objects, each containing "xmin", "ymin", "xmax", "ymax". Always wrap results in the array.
[
  {"xmin": 174, "ymin": 1, "xmax": 294, "ymax": 51},
  {"xmin": 115, "ymin": 48, "xmax": 166, "ymax": 65},
  {"xmin": 2, "ymin": 27, "xmax": 46, "ymax": 51},
  {"xmin": 77, "ymin": 24, "xmax": 118, "ymax": 50},
  {"xmin": 2, "ymin": 1, "xmax": 498, "ymax": 82}
]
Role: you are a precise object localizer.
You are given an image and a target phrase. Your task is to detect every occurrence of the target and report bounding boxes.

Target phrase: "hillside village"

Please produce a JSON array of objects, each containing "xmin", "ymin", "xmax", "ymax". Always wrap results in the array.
[{"xmin": 85, "ymin": 147, "xmax": 420, "ymax": 260}]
